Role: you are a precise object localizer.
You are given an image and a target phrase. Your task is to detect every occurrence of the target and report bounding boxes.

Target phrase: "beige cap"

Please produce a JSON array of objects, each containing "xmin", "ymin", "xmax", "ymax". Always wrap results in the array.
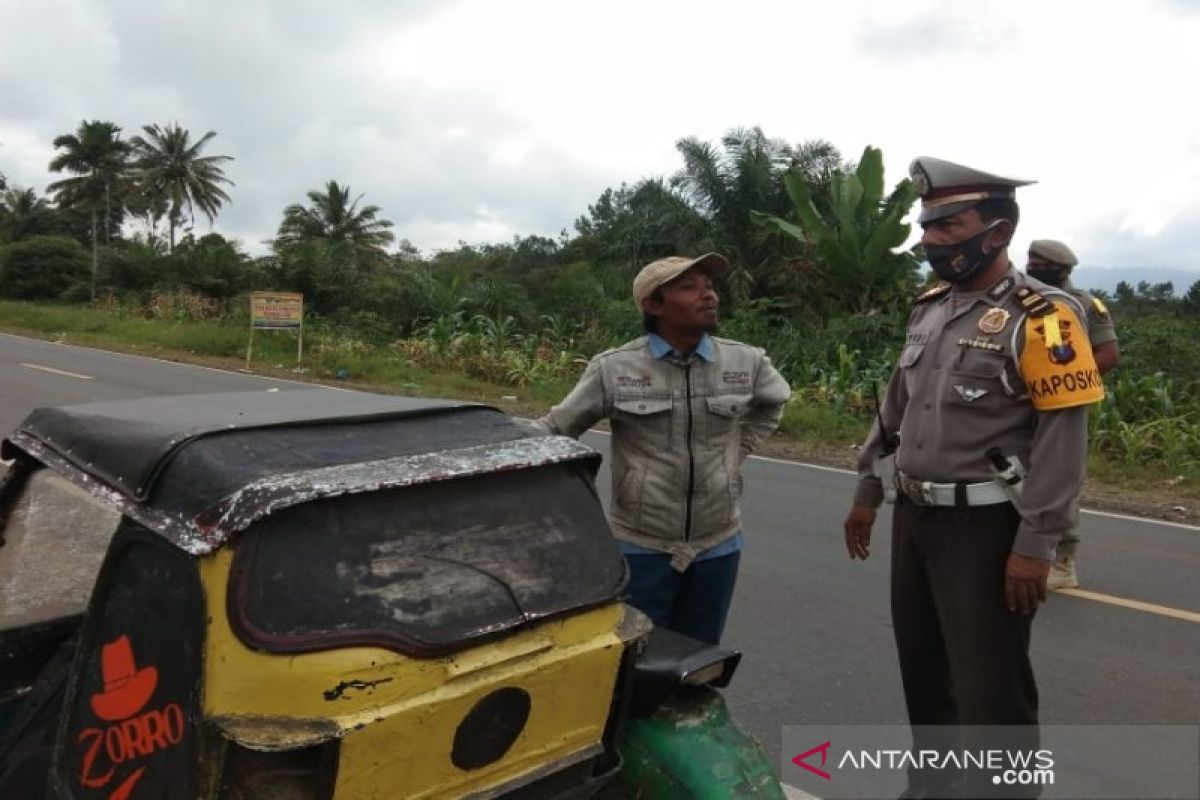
[
  {"xmin": 1028, "ymin": 239, "xmax": 1078, "ymax": 268},
  {"xmin": 909, "ymin": 156, "xmax": 1035, "ymax": 223},
  {"xmin": 632, "ymin": 253, "xmax": 729, "ymax": 310}
]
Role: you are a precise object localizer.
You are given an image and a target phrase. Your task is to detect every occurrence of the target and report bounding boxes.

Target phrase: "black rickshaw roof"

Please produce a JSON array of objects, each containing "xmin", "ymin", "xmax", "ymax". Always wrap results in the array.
[
  {"xmin": 2, "ymin": 390, "xmax": 600, "ymax": 554},
  {"xmin": 7, "ymin": 389, "xmax": 471, "ymax": 501}
]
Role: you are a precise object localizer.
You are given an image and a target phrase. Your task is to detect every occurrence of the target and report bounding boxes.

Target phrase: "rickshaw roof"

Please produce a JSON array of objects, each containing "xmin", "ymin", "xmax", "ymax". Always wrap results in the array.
[
  {"xmin": 3, "ymin": 390, "xmax": 598, "ymax": 554},
  {"xmin": 8, "ymin": 390, "xmax": 474, "ymax": 500}
]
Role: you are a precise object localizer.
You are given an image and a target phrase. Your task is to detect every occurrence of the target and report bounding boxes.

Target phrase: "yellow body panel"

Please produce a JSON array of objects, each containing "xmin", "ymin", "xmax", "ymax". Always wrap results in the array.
[{"xmin": 199, "ymin": 549, "xmax": 628, "ymax": 797}]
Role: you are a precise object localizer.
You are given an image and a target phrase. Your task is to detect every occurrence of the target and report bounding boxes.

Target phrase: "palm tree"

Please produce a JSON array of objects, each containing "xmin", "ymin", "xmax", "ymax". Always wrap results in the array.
[
  {"xmin": 0, "ymin": 186, "xmax": 54, "ymax": 243},
  {"xmin": 671, "ymin": 127, "xmax": 848, "ymax": 299},
  {"xmin": 572, "ymin": 179, "xmax": 709, "ymax": 269},
  {"xmin": 276, "ymin": 180, "xmax": 395, "ymax": 270},
  {"xmin": 130, "ymin": 123, "xmax": 234, "ymax": 252},
  {"xmin": 47, "ymin": 120, "xmax": 133, "ymax": 299}
]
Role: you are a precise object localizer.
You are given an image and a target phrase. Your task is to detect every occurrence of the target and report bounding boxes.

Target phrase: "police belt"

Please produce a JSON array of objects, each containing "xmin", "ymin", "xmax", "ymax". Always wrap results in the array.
[{"xmin": 896, "ymin": 471, "xmax": 1011, "ymax": 507}]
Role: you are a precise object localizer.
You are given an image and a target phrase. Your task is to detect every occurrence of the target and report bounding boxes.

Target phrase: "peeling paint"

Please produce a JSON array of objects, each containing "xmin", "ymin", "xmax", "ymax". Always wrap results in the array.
[
  {"xmin": 6, "ymin": 433, "xmax": 598, "ymax": 557},
  {"xmin": 208, "ymin": 714, "xmax": 342, "ymax": 750},
  {"xmin": 322, "ymin": 677, "xmax": 395, "ymax": 702},
  {"xmin": 198, "ymin": 437, "xmax": 597, "ymax": 545}
]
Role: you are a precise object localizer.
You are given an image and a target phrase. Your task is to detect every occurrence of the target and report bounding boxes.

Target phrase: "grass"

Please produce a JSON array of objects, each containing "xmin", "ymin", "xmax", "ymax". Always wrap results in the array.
[
  {"xmin": 0, "ymin": 300, "xmax": 554, "ymax": 407},
  {"xmin": 779, "ymin": 400, "xmax": 867, "ymax": 445},
  {"xmin": 2, "ymin": 299, "xmax": 1196, "ymax": 521}
]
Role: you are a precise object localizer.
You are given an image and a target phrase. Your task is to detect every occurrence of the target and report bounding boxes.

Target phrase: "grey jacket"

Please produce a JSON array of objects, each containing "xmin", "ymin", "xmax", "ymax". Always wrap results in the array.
[{"xmin": 536, "ymin": 336, "xmax": 790, "ymax": 569}]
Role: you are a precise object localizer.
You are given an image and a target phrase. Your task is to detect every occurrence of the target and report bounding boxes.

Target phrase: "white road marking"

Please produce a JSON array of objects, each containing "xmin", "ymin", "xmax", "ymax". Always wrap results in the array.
[
  {"xmin": 1056, "ymin": 588, "xmax": 1200, "ymax": 624},
  {"xmin": 582, "ymin": 428, "xmax": 1200, "ymax": 615},
  {"xmin": 20, "ymin": 362, "xmax": 92, "ymax": 380},
  {"xmin": 583, "ymin": 429, "xmax": 1200, "ymax": 531},
  {"xmin": 1, "ymin": 331, "xmax": 350, "ymax": 391},
  {"xmin": 1075, "ymin": 506, "xmax": 1200, "ymax": 532},
  {"xmin": 6, "ymin": 333, "xmax": 1197, "ymax": 531},
  {"xmin": 753, "ymin": 453, "xmax": 858, "ymax": 475}
]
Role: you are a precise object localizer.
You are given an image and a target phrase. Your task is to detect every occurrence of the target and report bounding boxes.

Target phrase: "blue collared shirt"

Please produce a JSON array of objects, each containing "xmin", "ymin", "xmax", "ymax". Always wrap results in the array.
[
  {"xmin": 618, "ymin": 331, "xmax": 741, "ymax": 562},
  {"xmin": 647, "ymin": 332, "xmax": 716, "ymax": 362}
]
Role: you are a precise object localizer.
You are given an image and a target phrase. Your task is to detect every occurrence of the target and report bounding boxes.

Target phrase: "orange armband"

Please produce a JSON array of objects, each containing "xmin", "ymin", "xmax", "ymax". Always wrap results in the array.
[{"xmin": 1019, "ymin": 301, "xmax": 1105, "ymax": 410}]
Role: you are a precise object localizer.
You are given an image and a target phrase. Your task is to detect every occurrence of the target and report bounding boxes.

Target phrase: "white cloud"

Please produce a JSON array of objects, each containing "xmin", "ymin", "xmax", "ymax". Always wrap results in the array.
[{"xmin": 0, "ymin": 0, "xmax": 1198, "ymax": 270}]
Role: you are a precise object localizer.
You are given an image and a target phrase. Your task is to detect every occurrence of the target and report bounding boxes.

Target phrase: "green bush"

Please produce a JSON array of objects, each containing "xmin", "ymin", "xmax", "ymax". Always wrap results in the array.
[
  {"xmin": 0, "ymin": 236, "xmax": 90, "ymax": 300},
  {"xmin": 161, "ymin": 234, "xmax": 259, "ymax": 300},
  {"xmin": 99, "ymin": 242, "xmax": 161, "ymax": 296},
  {"xmin": 1115, "ymin": 314, "xmax": 1200, "ymax": 389}
]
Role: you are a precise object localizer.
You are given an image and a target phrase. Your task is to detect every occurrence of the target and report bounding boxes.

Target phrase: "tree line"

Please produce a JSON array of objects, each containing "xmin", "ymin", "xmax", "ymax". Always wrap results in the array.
[
  {"xmin": 1, "ymin": 123, "xmax": 926, "ymax": 316},
  {"xmin": 2, "ymin": 120, "xmax": 1197, "ymax": 394}
]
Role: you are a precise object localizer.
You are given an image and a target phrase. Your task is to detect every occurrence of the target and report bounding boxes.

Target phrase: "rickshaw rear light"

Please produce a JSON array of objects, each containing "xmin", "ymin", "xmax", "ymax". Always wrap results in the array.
[{"xmin": 218, "ymin": 739, "xmax": 339, "ymax": 799}]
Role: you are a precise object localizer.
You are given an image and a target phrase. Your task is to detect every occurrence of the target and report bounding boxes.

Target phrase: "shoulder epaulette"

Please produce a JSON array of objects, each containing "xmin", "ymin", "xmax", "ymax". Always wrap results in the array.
[
  {"xmin": 914, "ymin": 282, "xmax": 951, "ymax": 304},
  {"xmin": 1092, "ymin": 296, "xmax": 1110, "ymax": 316},
  {"xmin": 1015, "ymin": 286, "xmax": 1055, "ymax": 317}
]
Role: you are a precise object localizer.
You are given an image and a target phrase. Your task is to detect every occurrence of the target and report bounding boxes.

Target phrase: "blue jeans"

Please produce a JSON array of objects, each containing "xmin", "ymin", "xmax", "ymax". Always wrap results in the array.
[{"xmin": 623, "ymin": 551, "xmax": 741, "ymax": 645}]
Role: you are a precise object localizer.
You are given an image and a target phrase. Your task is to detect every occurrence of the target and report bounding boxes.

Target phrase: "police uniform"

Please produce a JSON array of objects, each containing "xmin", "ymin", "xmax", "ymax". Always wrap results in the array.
[
  {"xmin": 1027, "ymin": 239, "xmax": 1119, "ymax": 586},
  {"xmin": 1060, "ymin": 277, "xmax": 1117, "ymax": 346},
  {"xmin": 1028, "ymin": 239, "xmax": 1119, "ymax": 352},
  {"xmin": 853, "ymin": 158, "xmax": 1105, "ymax": 797}
]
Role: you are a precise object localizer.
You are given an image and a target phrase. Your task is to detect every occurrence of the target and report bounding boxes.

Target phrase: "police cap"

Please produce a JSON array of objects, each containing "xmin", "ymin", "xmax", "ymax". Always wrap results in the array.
[{"xmin": 910, "ymin": 156, "xmax": 1035, "ymax": 224}]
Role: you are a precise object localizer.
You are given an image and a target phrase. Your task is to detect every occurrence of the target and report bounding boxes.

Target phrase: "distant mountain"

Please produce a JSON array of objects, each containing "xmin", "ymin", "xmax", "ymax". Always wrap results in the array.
[{"xmin": 1072, "ymin": 267, "xmax": 1200, "ymax": 296}]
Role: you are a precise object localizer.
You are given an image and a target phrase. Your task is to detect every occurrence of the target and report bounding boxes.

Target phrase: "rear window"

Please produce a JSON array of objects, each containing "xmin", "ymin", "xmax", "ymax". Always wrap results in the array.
[{"xmin": 227, "ymin": 463, "xmax": 625, "ymax": 657}]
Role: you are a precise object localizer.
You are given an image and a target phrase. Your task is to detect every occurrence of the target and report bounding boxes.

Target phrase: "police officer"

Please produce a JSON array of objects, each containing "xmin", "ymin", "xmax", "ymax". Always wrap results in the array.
[
  {"xmin": 842, "ymin": 157, "xmax": 1105, "ymax": 798},
  {"xmin": 1026, "ymin": 239, "xmax": 1121, "ymax": 589}
]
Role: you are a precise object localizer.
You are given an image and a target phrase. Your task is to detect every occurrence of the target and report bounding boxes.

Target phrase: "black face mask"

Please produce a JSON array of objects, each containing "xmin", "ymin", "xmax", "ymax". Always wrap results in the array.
[
  {"xmin": 1027, "ymin": 267, "xmax": 1067, "ymax": 287},
  {"xmin": 924, "ymin": 221, "xmax": 1005, "ymax": 284}
]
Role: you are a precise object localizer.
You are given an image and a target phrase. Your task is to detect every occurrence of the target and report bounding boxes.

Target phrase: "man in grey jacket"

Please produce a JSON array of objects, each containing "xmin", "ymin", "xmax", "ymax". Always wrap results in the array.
[{"xmin": 536, "ymin": 253, "xmax": 790, "ymax": 644}]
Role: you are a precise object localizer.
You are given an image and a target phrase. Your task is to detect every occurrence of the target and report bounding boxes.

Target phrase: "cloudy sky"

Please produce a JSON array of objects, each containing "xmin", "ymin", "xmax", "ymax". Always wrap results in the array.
[{"xmin": 2, "ymin": 0, "xmax": 1199, "ymax": 273}]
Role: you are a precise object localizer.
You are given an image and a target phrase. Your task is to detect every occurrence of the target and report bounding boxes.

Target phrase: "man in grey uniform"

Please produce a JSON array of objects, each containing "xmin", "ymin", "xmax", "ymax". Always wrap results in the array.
[
  {"xmin": 1026, "ymin": 239, "xmax": 1122, "ymax": 589},
  {"xmin": 842, "ymin": 157, "xmax": 1105, "ymax": 798}
]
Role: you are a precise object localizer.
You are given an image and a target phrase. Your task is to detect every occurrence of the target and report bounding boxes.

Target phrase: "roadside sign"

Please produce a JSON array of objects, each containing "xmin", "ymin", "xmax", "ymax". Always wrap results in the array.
[
  {"xmin": 246, "ymin": 292, "xmax": 304, "ymax": 369},
  {"xmin": 250, "ymin": 292, "xmax": 303, "ymax": 330}
]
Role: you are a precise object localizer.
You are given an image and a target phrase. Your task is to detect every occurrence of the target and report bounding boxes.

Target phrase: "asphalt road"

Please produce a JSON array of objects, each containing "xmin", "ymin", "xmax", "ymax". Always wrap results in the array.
[{"xmin": 3, "ymin": 332, "xmax": 1198, "ymax": 794}]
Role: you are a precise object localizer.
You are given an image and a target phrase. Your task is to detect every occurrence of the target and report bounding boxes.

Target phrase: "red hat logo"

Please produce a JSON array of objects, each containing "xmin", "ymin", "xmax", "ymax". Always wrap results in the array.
[{"xmin": 90, "ymin": 635, "xmax": 158, "ymax": 722}]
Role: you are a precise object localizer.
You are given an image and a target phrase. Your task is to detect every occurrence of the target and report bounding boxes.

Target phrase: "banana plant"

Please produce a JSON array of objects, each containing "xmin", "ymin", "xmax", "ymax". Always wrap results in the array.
[{"xmin": 752, "ymin": 145, "xmax": 920, "ymax": 314}]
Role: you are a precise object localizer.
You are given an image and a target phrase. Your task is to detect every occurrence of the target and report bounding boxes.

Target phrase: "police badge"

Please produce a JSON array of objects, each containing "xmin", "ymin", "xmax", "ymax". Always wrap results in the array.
[{"xmin": 977, "ymin": 307, "xmax": 1011, "ymax": 335}]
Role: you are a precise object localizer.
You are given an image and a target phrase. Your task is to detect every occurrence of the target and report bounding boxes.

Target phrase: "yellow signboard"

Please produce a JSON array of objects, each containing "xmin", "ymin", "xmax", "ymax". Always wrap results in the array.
[
  {"xmin": 246, "ymin": 292, "xmax": 304, "ymax": 369},
  {"xmin": 250, "ymin": 292, "xmax": 303, "ymax": 329}
]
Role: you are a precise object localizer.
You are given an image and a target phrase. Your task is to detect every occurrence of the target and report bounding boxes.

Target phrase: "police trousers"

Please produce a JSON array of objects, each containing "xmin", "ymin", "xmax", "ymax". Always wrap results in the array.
[{"xmin": 891, "ymin": 495, "xmax": 1041, "ymax": 799}]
